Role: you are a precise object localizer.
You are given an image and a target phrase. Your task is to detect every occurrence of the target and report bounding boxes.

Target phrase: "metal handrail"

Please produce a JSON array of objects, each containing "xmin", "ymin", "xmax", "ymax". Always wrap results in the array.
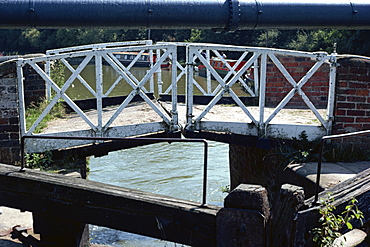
[
  {"xmin": 314, "ymin": 129, "xmax": 370, "ymax": 203},
  {"xmin": 20, "ymin": 135, "xmax": 209, "ymax": 206}
]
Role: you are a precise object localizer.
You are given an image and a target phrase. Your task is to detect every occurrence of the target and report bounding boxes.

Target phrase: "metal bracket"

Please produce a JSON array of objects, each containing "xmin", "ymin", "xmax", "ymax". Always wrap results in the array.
[{"xmin": 314, "ymin": 52, "xmax": 327, "ymax": 61}]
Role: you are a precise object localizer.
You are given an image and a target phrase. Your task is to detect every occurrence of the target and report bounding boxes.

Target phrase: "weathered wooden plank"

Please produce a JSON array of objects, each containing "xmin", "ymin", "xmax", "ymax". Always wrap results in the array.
[
  {"xmin": 292, "ymin": 167, "xmax": 370, "ymax": 247},
  {"xmin": 307, "ymin": 167, "xmax": 370, "ymax": 212},
  {"xmin": 0, "ymin": 163, "xmax": 220, "ymax": 246}
]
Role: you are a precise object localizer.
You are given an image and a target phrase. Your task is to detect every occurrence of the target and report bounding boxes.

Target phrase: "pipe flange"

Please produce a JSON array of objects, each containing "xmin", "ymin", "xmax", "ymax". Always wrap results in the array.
[{"xmin": 225, "ymin": 0, "xmax": 240, "ymax": 32}]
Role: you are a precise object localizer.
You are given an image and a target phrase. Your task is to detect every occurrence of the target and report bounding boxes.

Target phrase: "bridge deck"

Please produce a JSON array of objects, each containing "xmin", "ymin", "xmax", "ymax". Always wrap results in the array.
[{"xmin": 42, "ymin": 101, "xmax": 325, "ymax": 134}]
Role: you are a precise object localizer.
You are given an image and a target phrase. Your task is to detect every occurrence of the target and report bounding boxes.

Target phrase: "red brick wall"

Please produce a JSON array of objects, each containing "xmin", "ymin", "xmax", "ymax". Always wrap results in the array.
[
  {"xmin": 0, "ymin": 62, "xmax": 46, "ymax": 164},
  {"xmin": 23, "ymin": 64, "xmax": 47, "ymax": 106},
  {"xmin": 333, "ymin": 58, "xmax": 370, "ymax": 135},
  {"xmin": 264, "ymin": 55, "xmax": 330, "ymax": 108},
  {"xmin": 0, "ymin": 63, "xmax": 21, "ymax": 164}
]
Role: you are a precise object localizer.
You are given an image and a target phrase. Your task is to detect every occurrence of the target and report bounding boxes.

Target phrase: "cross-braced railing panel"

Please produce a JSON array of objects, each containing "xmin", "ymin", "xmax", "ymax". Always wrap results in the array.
[
  {"xmin": 185, "ymin": 44, "xmax": 336, "ymax": 140},
  {"xmin": 186, "ymin": 46, "xmax": 256, "ymax": 98},
  {"xmin": 155, "ymin": 47, "xmax": 186, "ymax": 96},
  {"xmin": 18, "ymin": 43, "xmax": 179, "ymax": 152}
]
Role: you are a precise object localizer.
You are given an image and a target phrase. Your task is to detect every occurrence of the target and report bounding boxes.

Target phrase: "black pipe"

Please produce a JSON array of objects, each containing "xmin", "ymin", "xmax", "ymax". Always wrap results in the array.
[{"xmin": 0, "ymin": 0, "xmax": 369, "ymax": 30}]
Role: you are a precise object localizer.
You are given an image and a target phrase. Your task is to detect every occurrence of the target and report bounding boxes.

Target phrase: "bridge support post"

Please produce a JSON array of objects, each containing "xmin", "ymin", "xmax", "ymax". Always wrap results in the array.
[
  {"xmin": 31, "ymin": 157, "xmax": 90, "ymax": 247},
  {"xmin": 269, "ymin": 184, "xmax": 305, "ymax": 247},
  {"xmin": 33, "ymin": 212, "xmax": 89, "ymax": 247},
  {"xmin": 217, "ymin": 184, "xmax": 269, "ymax": 247}
]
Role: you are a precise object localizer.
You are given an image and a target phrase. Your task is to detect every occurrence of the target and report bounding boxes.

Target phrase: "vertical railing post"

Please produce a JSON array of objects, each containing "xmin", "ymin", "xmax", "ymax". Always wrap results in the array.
[
  {"xmin": 253, "ymin": 59, "xmax": 259, "ymax": 97},
  {"xmin": 45, "ymin": 59, "xmax": 52, "ymax": 101},
  {"xmin": 156, "ymin": 48, "xmax": 163, "ymax": 95},
  {"xmin": 326, "ymin": 53, "xmax": 337, "ymax": 135},
  {"xmin": 17, "ymin": 59, "xmax": 26, "ymax": 137},
  {"xmin": 259, "ymin": 53, "xmax": 267, "ymax": 134},
  {"xmin": 186, "ymin": 46, "xmax": 195, "ymax": 128},
  {"xmin": 95, "ymin": 51, "xmax": 103, "ymax": 137},
  {"xmin": 170, "ymin": 46, "xmax": 178, "ymax": 131},
  {"xmin": 206, "ymin": 49, "xmax": 211, "ymax": 95},
  {"xmin": 149, "ymin": 48, "xmax": 155, "ymax": 94}
]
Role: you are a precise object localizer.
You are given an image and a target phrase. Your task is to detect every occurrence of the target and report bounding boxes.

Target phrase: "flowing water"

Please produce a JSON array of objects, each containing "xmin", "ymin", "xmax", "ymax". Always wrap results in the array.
[
  {"xmin": 88, "ymin": 141, "xmax": 230, "ymax": 246},
  {"xmin": 62, "ymin": 66, "xmax": 232, "ymax": 246}
]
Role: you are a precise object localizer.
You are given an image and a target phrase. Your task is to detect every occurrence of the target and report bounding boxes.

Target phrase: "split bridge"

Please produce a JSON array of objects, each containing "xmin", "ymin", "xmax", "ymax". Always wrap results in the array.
[
  {"xmin": 15, "ymin": 40, "xmax": 339, "ymax": 153},
  {"xmin": 1, "ymin": 40, "xmax": 370, "ymax": 246}
]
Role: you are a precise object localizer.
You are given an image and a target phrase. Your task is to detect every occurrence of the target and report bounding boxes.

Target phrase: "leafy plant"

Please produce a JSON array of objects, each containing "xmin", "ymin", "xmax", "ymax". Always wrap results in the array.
[
  {"xmin": 277, "ymin": 131, "xmax": 370, "ymax": 166},
  {"xmin": 221, "ymin": 185, "xmax": 230, "ymax": 193},
  {"xmin": 277, "ymin": 131, "xmax": 320, "ymax": 164},
  {"xmin": 50, "ymin": 60, "xmax": 66, "ymax": 90},
  {"xmin": 312, "ymin": 194, "xmax": 364, "ymax": 247},
  {"xmin": 25, "ymin": 151, "xmax": 53, "ymax": 169}
]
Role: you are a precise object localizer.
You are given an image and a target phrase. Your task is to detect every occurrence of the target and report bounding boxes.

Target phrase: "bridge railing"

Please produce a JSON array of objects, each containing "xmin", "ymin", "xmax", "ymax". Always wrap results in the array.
[
  {"xmin": 45, "ymin": 40, "xmax": 154, "ymax": 99},
  {"xmin": 185, "ymin": 44, "xmax": 337, "ymax": 140},
  {"xmin": 17, "ymin": 42, "xmax": 179, "ymax": 152},
  {"xmin": 17, "ymin": 41, "xmax": 338, "ymax": 152}
]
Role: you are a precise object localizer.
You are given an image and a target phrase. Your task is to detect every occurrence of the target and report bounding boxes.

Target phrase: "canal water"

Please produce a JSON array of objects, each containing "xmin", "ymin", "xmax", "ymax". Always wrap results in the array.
[
  {"xmin": 88, "ymin": 140, "xmax": 230, "ymax": 246},
  {"xmin": 63, "ymin": 65, "xmax": 248, "ymax": 100},
  {"xmin": 62, "ymin": 65, "xmax": 232, "ymax": 246}
]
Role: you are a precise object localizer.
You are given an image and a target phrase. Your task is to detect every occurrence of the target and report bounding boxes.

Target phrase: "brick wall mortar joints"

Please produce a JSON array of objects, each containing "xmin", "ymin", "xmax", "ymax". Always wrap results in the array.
[
  {"xmin": 333, "ymin": 58, "xmax": 370, "ymax": 136},
  {"xmin": 0, "ymin": 62, "xmax": 22, "ymax": 164}
]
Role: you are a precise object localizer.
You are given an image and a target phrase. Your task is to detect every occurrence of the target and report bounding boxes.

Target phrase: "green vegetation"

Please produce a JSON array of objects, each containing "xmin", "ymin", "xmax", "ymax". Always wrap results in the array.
[
  {"xmin": 25, "ymin": 100, "xmax": 65, "ymax": 133},
  {"xmin": 25, "ymin": 151, "xmax": 53, "ymax": 169},
  {"xmin": 221, "ymin": 185, "xmax": 230, "ymax": 193},
  {"xmin": 277, "ymin": 131, "xmax": 370, "ymax": 165},
  {"xmin": 50, "ymin": 60, "xmax": 66, "ymax": 90},
  {"xmin": 277, "ymin": 131, "xmax": 320, "ymax": 164},
  {"xmin": 25, "ymin": 149, "xmax": 89, "ymax": 174},
  {"xmin": 1, "ymin": 29, "xmax": 369, "ymax": 56},
  {"xmin": 25, "ymin": 59, "xmax": 66, "ymax": 133},
  {"xmin": 312, "ymin": 194, "xmax": 364, "ymax": 247}
]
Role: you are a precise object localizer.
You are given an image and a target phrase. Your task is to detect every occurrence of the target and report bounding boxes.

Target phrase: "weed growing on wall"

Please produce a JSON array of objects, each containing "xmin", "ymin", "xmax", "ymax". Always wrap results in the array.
[
  {"xmin": 25, "ymin": 99, "xmax": 65, "ymax": 133},
  {"xmin": 276, "ymin": 131, "xmax": 370, "ymax": 166},
  {"xmin": 25, "ymin": 151, "xmax": 53, "ymax": 169},
  {"xmin": 312, "ymin": 194, "xmax": 364, "ymax": 247},
  {"xmin": 25, "ymin": 60, "xmax": 66, "ymax": 133},
  {"xmin": 277, "ymin": 131, "xmax": 320, "ymax": 164}
]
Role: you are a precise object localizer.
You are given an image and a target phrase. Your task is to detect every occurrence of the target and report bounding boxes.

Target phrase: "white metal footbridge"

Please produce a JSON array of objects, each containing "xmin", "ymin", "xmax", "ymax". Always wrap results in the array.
[{"xmin": 17, "ymin": 41, "xmax": 337, "ymax": 153}]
